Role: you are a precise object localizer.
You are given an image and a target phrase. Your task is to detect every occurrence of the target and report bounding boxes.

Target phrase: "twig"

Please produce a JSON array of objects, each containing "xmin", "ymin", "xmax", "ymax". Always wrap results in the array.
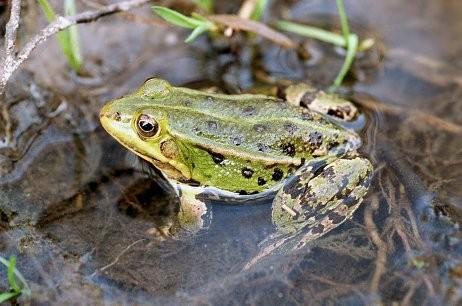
[
  {"xmin": 80, "ymin": 0, "xmax": 168, "ymax": 27},
  {"xmin": 4, "ymin": 0, "xmax": 22, "ymax": 61},
  {"xmin": 224, "ymin": 0, "xmax": 257, "ymax": 36},
  {"xmin": 96, "ymin": 239, "xmax": 147, "ymax": 274},
  {"xmin": 0, "ymin": 0, "xmax": 150, "ymax": 95}
]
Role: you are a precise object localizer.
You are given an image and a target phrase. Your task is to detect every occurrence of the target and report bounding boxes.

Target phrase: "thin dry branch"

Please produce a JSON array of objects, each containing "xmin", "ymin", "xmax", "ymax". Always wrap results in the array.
[
  {"xmin": 0, "ymin": 0, "xmax": 150, "ymax": 95},
  {"xmin": 4, "ymin": 0, "xmax": 22, "ymax": 61},
  {"xmin": 224, "ymin": 0, "xmax": 257, "ymax": 36}
]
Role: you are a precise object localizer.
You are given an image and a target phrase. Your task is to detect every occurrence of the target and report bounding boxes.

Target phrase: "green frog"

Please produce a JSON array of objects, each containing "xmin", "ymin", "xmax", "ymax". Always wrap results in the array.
[{"xmin": 100, "ymin": 78, "xmax": 373, "ymax": 262}]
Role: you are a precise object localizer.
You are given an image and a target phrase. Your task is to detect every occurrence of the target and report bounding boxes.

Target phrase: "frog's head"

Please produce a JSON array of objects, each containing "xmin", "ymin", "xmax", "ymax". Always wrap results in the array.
[{"xmin": 100, "ymin": 78, "xmax": 191, "ymax": 180}]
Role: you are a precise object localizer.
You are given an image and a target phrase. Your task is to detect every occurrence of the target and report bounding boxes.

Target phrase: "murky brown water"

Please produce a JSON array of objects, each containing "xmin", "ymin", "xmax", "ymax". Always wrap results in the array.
[{"xmin": 1, "ymin": 0, "xmax": 461, "ymax": 304}]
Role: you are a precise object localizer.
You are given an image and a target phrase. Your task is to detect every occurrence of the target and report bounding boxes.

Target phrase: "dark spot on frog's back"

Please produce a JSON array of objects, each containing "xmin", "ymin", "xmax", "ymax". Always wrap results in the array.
[
  {"xmin": 242, "ymin": 106, "xmax": 257, "ymax": 116},
  {"xmin": 257, "ymin": 143, "xmax": 269, "ymax": 152},
  {"xmin": 327, "ymin": 211, "xmax": 345, "ymax": 224},
  {"xmin": 257, "ymin": 177, "xmax": 266, "ymax": 186},
  {"xmin": 241, "ymin": 167, "xmax": 254, "ymax": 178},
  {"xmin": 232, "ymin": 136, "xmax": 242, "ymax": 146},
  {"xmin": 280, "ymin": 143, "xmax": 296, "ymax": 157},
  {"xmin": 309, "ymin": 131, "xmax": 323, "ymax": 147},
  {"xmin": 211, "ymin": 152, "xmax": 224, "ymax": 165},
  {"xmin": 272, "ymin": 168, "xmax": 284, "ymax": 181},
  {"xmin": 206, "ymin": 120, "xmax": 218, "ymax": 131},
  {"xmin": 284, "ymin": 123, "xmax": 298, "ymax": 135},
  {"xmin": 311, "ymin": 224, "xmax": 325, "ymax": 234},
  {"xmin": 253, "ymin": 124, "xmax": 267, "ymax": 133}
]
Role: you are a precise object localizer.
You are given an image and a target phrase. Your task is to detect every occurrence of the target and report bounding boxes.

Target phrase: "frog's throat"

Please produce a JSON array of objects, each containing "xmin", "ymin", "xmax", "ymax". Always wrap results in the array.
[{"xmin": 125, "ymin": 141, "xmax": 191, "ymax": 181}]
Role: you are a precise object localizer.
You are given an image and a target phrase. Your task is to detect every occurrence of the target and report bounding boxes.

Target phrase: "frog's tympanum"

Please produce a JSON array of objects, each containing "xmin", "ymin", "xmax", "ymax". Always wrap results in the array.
[{"xmin": 100, "ymin": 78, "xmax": 373, "ymax": 262}]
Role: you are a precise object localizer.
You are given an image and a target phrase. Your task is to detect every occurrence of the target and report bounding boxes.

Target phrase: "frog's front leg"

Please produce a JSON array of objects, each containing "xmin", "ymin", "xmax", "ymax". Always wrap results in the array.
[
  {"xmin": 246, "ymin": 155, "xmax": 372, "ymax": 267},
  {"xmin": 147, "ymin": 184, "xmax": 210, "ymax": 239},
  {"xmin": 174, "ymin": 185, "xmax": 210, "ymax": 235}
]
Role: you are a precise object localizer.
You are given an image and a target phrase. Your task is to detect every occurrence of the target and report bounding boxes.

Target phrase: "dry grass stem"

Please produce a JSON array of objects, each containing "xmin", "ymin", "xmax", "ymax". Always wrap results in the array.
[{"xmin": 209, "ymin": 14, "xmax": 295, "ymax": 48}]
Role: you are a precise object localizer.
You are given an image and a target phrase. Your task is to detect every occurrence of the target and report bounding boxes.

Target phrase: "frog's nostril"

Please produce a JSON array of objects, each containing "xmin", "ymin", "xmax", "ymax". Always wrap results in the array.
[
  {"xmin": 99, "ymin": 107, "xmax": 121, "ymax": 122},
  {"xmin": 111, "ymin": 111, "xmax": 121, "ymax": 121}
]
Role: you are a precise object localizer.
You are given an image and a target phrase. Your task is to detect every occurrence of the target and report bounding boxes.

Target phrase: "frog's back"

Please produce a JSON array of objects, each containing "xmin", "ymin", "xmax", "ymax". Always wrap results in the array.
[{"xmin": 153, "ymin": 86, "xmax": 360, "ymax": 163}]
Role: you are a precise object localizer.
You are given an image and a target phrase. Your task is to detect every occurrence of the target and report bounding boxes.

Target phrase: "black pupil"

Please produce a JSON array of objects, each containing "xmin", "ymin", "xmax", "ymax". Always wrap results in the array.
[{"xmin": 139, "ymin": 120, "xmax": 154, "ymax": 132}]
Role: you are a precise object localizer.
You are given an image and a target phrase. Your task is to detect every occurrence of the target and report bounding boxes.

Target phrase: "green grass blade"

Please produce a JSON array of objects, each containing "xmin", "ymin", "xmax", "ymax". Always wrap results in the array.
[
  {"xmin": 37, "ymin": 0, "xmax": 69, "ymax": 51},
  {"xmin": 37, "ymin": 0, "xmax": 81, "ymax": 72},
  {"xmin": 330, "ymin": 33, "xmax": 358, "ymax": 90},
  {"xmin": 0, "ymin": 291, "xmax": 19, "ymax": 303},
  {"xmin": 153, "ymin": 6, "xmax": 204, "ymax": 29},
  {"xmin": 37, "ymin": 0, "xmax": 55, "ymax": 21},
  {"xmin": 6, "ymin": 256, "xmax": 19, "ymax": 293},
  {"xmin": 336, "ymin": 0, "xmax": 350, "ymax": 43},
  {"xmin": 0, "ymin": 256, "xmax": 31, "ymax": 296},
  {"xmin": 276, "ymin": 20, "xmax": 346, "ymax": 47},
  {"xmin": 251, "ymin": 0, "xmax": 268, "ymax": 21},
  {"xmin": 185, "ymin": 24, "xmax": 209, "ymax": 43},
  {"xmin": 193, "ymin": 0, "xmax": 213, "ymax": 13},
  {"xmin": 65, "ymin": 0, "xmax": 82, "ymax": 72}
]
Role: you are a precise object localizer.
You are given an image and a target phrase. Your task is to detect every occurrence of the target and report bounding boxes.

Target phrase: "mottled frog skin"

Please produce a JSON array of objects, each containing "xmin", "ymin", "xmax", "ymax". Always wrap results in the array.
[{"xmin": 100, "ymin": 78, "xmax": 373, "ymax": 262}]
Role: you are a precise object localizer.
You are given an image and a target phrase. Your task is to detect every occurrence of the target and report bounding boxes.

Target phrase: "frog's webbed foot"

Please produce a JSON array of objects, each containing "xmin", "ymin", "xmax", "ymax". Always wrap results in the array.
[
  {"xmin": 146, "ymin": 222, "xmax": 175, "ymax": 241},
  {"xmin": 245, "ymin": 156, "xmax": 372, "ymax": 269}
]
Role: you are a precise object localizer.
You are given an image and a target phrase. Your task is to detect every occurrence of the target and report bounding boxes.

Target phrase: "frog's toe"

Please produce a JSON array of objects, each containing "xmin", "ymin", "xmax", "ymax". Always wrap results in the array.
[{"xmin": 146, "ymin": 223, "xmax": 175, "ymax": 241}]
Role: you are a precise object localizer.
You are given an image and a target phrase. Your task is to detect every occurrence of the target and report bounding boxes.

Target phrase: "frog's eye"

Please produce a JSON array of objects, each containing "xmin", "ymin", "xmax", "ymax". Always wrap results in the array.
[{"xmin": 136, "ymin": 114, "xmax": 159, "ymax": 138}]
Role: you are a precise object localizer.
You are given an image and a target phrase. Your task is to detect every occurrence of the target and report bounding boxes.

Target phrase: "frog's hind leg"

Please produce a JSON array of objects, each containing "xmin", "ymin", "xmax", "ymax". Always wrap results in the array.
[
  {"xmin": 245, "ymin": 156, "xmax": 372, "ymax": 268},
  {"xmin": 281, "ymin": 83, "xmax": 359, "ymax": 121}
]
